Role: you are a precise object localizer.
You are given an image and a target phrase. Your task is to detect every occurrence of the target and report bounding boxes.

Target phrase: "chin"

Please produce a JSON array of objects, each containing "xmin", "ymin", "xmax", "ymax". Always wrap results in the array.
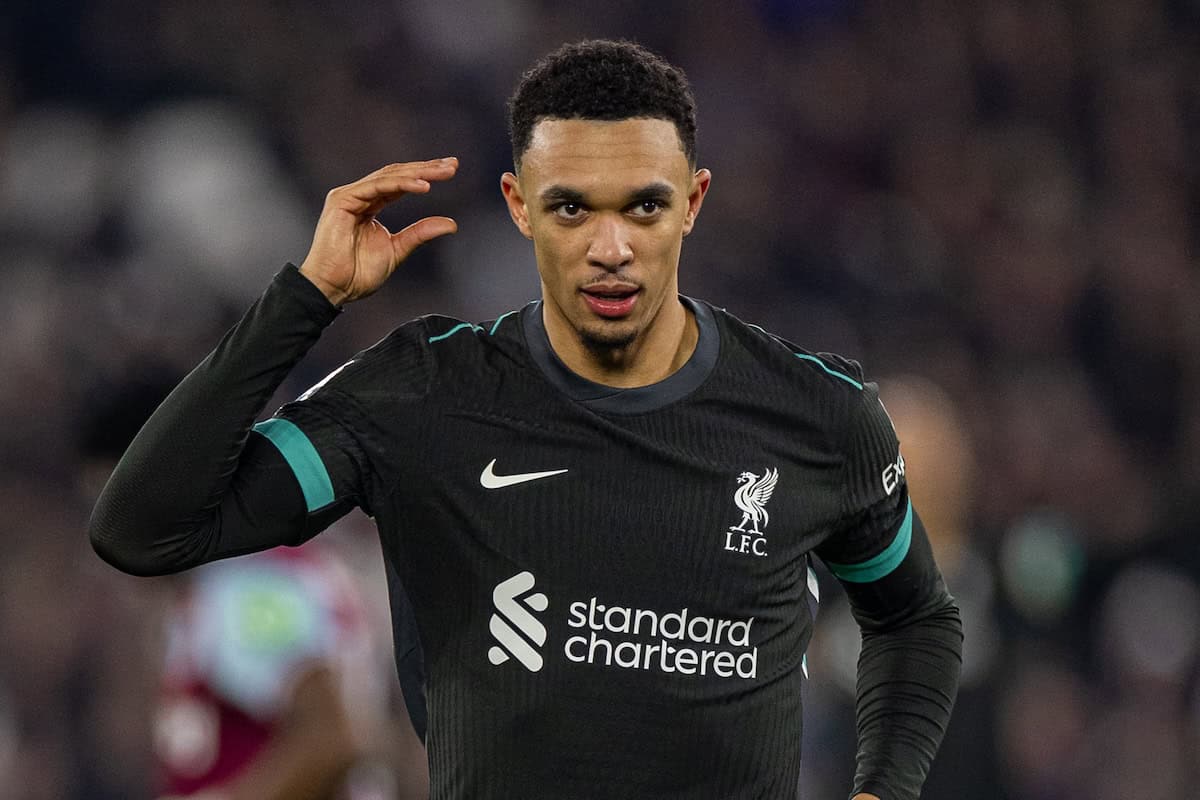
[{"xmin": 578, "ymin": 321, "xmax": 639, "ymax": 353}]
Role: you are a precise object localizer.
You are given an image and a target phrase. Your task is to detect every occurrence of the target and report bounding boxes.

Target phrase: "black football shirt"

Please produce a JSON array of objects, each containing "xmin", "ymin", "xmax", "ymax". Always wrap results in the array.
[{"xmin": 254, "ymin": 293, "xmax": 916, "ymax": 799}]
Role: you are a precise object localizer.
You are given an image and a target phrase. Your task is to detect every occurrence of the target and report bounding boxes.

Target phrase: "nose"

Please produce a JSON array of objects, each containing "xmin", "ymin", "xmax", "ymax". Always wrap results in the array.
[{"xmin": 586, "ymin": 214, "xmax": 633, "ymax": 271}]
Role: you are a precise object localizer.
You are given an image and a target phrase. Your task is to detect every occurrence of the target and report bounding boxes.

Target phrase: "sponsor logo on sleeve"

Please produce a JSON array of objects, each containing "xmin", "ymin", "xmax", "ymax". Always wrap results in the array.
[{"xmin": 881, "ymin": 452, "xmax": 905, "ymax": 495}]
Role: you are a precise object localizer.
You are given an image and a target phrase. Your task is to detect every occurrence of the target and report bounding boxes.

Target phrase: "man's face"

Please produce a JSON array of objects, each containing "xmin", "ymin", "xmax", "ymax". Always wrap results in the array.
[{"xmin": 502, "ymin": 118, "xmax": 709, "ymax": 355}]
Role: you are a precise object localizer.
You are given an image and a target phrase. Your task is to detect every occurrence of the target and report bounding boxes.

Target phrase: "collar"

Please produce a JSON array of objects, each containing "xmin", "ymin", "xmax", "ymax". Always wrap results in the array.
[{"xmin": 521, "ymin": 296, "xmax": 719, "ymax": 414}]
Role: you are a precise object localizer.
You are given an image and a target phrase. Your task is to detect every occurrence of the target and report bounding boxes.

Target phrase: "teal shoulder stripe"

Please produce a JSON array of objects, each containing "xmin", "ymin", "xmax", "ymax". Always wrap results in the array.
[
  {"xmin": 792, "ymin": 353, "xmax": 863, "ymax": 390},
  {"xmin": 430, "ymin": 311, "xmax": 522, "ymax": 342},
  {"xmin": 427, "ymin": 322, "xmax": 482, "ymax": 343},
  {"xmin": 825, "ymin": 499, "xmax": 912, "ymax": 583},
  {"xmin": 489, "ymin": 309, "xmax": 520, "ymax": 335},
  {"xmin": 253, "ymin": 418, "xmax": 335, "ymax": 512}
]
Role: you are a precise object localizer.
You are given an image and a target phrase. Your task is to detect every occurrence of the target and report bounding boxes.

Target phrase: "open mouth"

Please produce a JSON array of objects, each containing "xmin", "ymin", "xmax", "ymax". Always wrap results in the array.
[{"xmin": 580, "ymin": 285, "xmax": 640, "ymax": 318}]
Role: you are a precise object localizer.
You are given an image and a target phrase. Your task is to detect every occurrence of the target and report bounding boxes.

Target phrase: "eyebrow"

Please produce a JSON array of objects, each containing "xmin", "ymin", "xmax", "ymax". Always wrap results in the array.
[
  {"xmin": 539, "ymin": 186, "xmax": 586, "ymax": 206},
  {"xmin": 627, "ymin": 182, "xmax": 676, "ymax": 204},
  {"xmin": 538, "ymin": 182, "xmax": 676, "ymax": 207}
]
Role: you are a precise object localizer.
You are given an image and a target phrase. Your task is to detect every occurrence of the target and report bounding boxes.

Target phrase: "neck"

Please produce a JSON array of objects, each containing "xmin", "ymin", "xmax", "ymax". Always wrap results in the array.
[{"xmin": 543, "ymin": 296, "xmax": 698, "ymax": 388}]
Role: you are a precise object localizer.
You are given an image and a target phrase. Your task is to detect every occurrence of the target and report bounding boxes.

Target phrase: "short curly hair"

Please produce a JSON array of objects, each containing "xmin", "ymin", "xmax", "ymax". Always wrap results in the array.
[{"xmin": 507, "ymin": 39, "xmax": 698, "ymax": 170}]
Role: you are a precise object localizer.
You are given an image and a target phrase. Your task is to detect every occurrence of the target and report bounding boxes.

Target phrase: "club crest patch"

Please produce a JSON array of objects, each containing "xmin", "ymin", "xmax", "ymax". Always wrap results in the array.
[{"xmin": 724, "ymin": 468, "xmax": 778, "ymax": 557}]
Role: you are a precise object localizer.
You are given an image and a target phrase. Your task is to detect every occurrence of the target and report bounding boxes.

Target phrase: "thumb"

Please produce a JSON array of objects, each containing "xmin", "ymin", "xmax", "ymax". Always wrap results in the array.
[{"xmin": 390, "ymin": 216, "xmax": 458, "ymax": 263}]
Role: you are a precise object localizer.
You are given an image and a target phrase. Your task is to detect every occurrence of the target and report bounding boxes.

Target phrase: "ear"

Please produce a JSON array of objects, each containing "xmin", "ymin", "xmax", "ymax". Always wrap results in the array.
[
  {"xmin": 682, "ymin": 168, "xmax": 711, "ymax": 237},
  {"xmin": 500, "ymin": 172, "xmax": 533, "ymax": 240}
]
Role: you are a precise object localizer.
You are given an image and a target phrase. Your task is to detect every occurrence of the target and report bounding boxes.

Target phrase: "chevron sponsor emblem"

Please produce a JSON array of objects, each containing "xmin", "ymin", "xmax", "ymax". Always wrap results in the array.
[{"xmin": 488, "ymin": 572, "xmax": 549, "ymax": 672}]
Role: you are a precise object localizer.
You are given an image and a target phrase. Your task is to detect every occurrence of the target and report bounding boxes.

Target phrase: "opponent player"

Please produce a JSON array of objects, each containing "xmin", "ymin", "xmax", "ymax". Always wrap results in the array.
[
  {"xmin": 154, "ymin": 545, "xmax": 429, "ymax": 800},
  {"xmin": 91, "ymin": 40, "xmax": 963, "ymax": 799}
]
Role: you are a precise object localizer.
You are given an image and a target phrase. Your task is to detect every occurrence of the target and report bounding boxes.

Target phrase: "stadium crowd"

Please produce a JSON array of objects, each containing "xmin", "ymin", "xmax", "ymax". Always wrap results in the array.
[{"xmin": 1, "ymin": 1, "xmax": 1197, "ymax": 797}]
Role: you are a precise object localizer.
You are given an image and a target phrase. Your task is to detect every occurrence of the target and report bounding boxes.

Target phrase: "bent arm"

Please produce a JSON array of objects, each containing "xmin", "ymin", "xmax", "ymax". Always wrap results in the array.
[
  {"xmin": 89, "ymin": 266, "xmax": 347, "ymax": 576},
  {"xmin": 823, "ymin": 497, "xmax": 963, "ymax": 800},
  {"xmin": 809, "ymin": 371, "xmax": 963, "ymax": 799}
]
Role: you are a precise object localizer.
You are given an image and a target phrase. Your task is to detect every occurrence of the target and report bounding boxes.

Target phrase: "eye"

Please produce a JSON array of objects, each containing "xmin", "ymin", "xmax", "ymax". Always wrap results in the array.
[
  {"xmin": 553, "ymin": 203, "xmax": 585, "ymax": 220},
  {"xmin": 628, "ymin": 199, "xmax": 665, "ymax": 218}
]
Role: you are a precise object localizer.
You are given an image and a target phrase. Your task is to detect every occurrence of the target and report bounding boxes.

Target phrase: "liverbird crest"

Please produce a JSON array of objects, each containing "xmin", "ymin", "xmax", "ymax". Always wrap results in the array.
[{"xmin": 731, "ymin": 468, "xmax": 779, "ymax": 536}]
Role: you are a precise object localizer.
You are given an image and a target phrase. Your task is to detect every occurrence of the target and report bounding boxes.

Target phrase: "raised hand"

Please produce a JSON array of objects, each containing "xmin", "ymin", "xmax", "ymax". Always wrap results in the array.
[{"xmin": 299, "ymin": 158, "xmax": 459, "ymax": 305}]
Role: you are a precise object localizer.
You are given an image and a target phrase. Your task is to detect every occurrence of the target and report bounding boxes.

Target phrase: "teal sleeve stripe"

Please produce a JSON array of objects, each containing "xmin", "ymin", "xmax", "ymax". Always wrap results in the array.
[
  {"xmin": 825, "ymin": 499, "xmax": 913, "ymax": 583},
  {"xmin": 252, "ymin": 418, "xmax": 335, "ymax": 512},
  {"xmin": 792, "ymin": 354, "xmax": 864, "ymax": 390},
  {"xmin": 427, "ymin": 322, "xmax": 482, "ymax": 343}
]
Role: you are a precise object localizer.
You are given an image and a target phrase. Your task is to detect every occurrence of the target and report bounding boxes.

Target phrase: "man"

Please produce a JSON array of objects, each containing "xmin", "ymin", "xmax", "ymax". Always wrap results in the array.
[
  {"xmin": 91, "ymin": 40, "xmax": 962, "ymax": 799},
  {"xmin": 154, "ymin": 546, "xmax": 429, "ymax": 800}
]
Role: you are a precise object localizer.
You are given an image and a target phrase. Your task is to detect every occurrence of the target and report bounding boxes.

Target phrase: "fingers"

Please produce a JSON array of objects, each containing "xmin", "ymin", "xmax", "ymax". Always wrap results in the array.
[
  {"xmin": 390, "ymin": 216, "xmax": 458, "ymax": 262},
  {"xmin": 360, "ymin": 175, "xmax": 431, "ymax": 218},
  {"xmin": 364, "ymin": 157, "xmax": 458, "ymax": 182},
  {"xmin": 328, "ymin": 158, "xmax": 459, "ymax": 216}
]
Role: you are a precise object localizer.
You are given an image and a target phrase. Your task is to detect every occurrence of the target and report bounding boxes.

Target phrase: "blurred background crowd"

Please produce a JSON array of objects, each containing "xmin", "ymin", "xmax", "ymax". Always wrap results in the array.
[{"xmin": 1, "ymin": 0, "xmax": 1198, "ymax": 797}]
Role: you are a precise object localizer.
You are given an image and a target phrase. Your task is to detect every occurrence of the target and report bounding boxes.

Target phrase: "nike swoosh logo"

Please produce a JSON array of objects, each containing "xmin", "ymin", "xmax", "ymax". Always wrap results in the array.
[{"xmin": 480, "ymin": 459, "xmax": 568, "ymax": 489}]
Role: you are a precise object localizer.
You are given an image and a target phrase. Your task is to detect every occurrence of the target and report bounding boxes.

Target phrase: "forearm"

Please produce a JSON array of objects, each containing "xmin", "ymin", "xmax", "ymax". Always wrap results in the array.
[
  {"xmin": 89, "ymin": 265, "xmax": 340, "ymax": 575},
  {"xmin": 850, "ymin": 597, "xmax": 963, "ymax": 800},
  {"xmin": 820, "ymin": 496, "xmax": 965, "ymax": 800}
]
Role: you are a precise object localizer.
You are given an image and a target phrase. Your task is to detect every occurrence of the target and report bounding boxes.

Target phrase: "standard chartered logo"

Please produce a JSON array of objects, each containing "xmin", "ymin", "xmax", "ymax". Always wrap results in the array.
[
  {"xmin": 487, "ymin": 571, "xmax": 549, "ymax": 672},
  {"xmin": 487, "ymin": 572, "xmax": 759, "ymax": 680},
  {"xmin": 564, "ymin": 598, "xmax": 757, "ymax": 679}
]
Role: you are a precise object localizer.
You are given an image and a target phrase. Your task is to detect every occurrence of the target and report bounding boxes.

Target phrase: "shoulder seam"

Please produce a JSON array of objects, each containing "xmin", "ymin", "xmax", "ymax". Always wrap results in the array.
[
  {"xmin": 791, "ymin": 353, "xmax": 864, "ymax": 390},
  {"xmin": 427, "ymin": 321, "xmax": 482, "ymax": 343},
  {"xmin": 726, "ymin": 312, "xmax": 865, "ymax": 391},
  {"xmin": 489, "ymin": 308, "xmax": 521, "ymax": 335},
  {"xmin": 426, "ymin": 305, "xmax": 528, "ymax": 344}
]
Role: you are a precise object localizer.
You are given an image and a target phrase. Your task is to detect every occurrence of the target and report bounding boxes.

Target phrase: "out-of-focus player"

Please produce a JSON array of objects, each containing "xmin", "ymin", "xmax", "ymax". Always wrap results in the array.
[{"xmin": 155, "ymin": 545, "xmax": 426, "ymax": 800}]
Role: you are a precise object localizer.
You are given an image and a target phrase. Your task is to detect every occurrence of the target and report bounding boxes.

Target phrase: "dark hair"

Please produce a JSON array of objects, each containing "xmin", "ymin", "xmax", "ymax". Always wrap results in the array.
[{"xmin": 507, "ymin": 39, "xmax": 697, "ymax": 170}]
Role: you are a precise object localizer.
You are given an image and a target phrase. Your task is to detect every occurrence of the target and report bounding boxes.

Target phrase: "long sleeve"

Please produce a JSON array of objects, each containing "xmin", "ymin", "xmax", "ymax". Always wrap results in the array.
[
  {"xmin": 813, "ymin": 371, "xmax": 964, "ymax": 800},
  {"xmin": 89, "ymin": 265, "xmax": 348, "ymax": 576},
  {"xmin": 830, "ymin": 497, "xmax": 964, "ymax": 800}
]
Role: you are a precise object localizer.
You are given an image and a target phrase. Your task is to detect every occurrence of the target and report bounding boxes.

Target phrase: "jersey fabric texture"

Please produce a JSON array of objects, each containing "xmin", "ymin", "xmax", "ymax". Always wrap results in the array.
[{"xmin": 91, "ymin": 266, "xmax": 962, "ymax": 800}]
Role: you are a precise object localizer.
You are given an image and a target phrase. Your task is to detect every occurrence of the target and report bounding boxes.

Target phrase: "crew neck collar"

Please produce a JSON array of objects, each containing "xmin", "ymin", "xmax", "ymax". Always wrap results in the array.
[{"xmin": 522, "ymin": 296, "xmax": 719, "ymax": 414}]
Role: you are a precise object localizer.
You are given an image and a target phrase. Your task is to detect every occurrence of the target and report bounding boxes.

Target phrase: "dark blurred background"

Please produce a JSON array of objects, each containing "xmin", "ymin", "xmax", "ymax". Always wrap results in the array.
[{"xmin": 1, "ymin": 1, "xmax": 1198, "ymax": 798}]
